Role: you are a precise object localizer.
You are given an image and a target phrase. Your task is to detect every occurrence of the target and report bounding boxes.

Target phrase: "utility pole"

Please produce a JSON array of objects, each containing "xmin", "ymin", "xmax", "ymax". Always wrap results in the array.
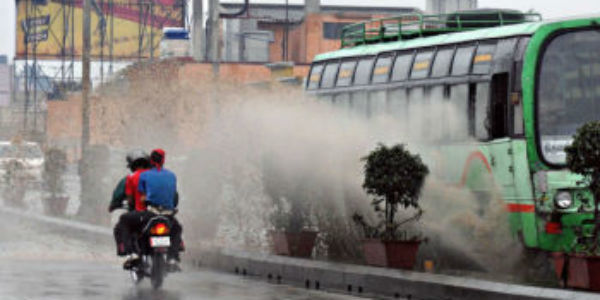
[
  {"xmin": 283, "ymin": 0, "xmax": 289, "ymax": 61},
  {"xmin": 208, "ymin": 0, "xmax": 220, "ymax": 76},
  {"xmin": 192, "ymin": 0, "xmax": 205, "ymax": 61},
  {"xmin": 82, "ymin": 0, "xmax": 91, "ymax": 154},
  {"xmin": 78, "ymin": 0, "xmax": 92, "ymax": 219}
]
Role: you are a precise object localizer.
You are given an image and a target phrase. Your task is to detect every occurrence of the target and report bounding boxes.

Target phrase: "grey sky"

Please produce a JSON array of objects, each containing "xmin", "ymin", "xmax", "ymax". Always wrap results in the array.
[{"xmin": 1, "ymin": 0, "xmax": 599, "ymax": 60}]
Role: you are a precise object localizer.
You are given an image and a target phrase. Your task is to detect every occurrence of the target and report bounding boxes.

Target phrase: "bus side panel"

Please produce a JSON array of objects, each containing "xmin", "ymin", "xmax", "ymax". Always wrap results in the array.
[
  {"xmin": 442, "ymin": 140, "xmax": 538, "ymax": 248},
  {"xmin": 510, "ymin": 139, "xmax": 538, "ymax": 248}
]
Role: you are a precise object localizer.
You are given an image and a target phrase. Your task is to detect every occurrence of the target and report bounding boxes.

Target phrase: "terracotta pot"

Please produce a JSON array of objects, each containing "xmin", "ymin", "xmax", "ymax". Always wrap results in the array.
[
  {"xmin": 363, "ymin": 239, "xmax": 421, "ymax": 270},
  {"xmin": 270, "ymin": 230, "xmax": 318, "ymax": 258},
  {"xmin": 552, "ymin": 252, "xmax": 600, "ymax": 291}
]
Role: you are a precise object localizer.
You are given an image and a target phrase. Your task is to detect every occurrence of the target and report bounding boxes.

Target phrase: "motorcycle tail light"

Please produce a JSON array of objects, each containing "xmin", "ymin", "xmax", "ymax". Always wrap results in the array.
[{"xmin": 151, "ymin": 223, "xmax": 170, "ymax": 235}]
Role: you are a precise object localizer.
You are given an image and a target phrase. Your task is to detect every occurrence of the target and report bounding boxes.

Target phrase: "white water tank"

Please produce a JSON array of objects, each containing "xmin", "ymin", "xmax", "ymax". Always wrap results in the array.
[{"xmin": 160, "ymin": 27, "xmax": 191, "ymax": 59}]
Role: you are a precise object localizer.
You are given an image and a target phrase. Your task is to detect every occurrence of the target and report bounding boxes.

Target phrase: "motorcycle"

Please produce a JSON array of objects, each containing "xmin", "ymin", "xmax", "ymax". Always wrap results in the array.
[{"xmin": 128, "ymin": 212, "xmax": 174, "ymax": 289}]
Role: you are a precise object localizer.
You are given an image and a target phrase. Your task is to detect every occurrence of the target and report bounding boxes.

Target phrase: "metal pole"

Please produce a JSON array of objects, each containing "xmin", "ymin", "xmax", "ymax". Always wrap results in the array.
[
  {"xmin": 100, "ymin": 0, "xmax": 104, "ymax": 84},
  {"xmin": 109, "ymin": 0, "xmax": 114, "ymax": 75},
  {"xmin": 208, "ymin": 0, "xmax": 220, "ymax": 76},
  {"xmin": 71, "ymin": 1, "xmax": 75, "ymax": 82},
  {"xmin": 192, "ymin": 0, "xmax": 205, "ymax": 61},
  {"xmin": 284, "ymin": 0, "xmax": 289, "ymax": 61},
  {"xmin": 24, "ymin": 0, "xmax": 30, "ymax": 130},
  {"xmin": 33, "ymin": 2, "xmax": 38, "ymax": 132},
  {"xmin": 62, "ymin": 0, "xmax": 67, "ymax": 83},
  {"xmin": 82, "ymin": 0, "xmax": 91, "ymax": 153},
  {"xmin": 138, "ymin": 1, "xmax": 143, "ymax": 60},
  {"xmin": 148, "ymin": 2, "xmax": 154, "ymax": 60}
]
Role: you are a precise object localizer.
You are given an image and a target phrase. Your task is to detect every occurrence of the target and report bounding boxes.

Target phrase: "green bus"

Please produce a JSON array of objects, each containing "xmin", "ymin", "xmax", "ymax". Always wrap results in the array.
[{"xmin": 306, "ymin": 11, "xmax": 600, "ymax": 256}]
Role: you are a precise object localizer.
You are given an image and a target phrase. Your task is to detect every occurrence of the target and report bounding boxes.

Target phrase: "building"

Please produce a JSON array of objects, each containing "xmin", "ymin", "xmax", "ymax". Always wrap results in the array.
[
  {"xmin": 220, "ymin": 1, "xmax": 419, "ymax": 64},
  {"xmin": 426, "ymin": 0, "xmax": 478, "ymax": 14}
]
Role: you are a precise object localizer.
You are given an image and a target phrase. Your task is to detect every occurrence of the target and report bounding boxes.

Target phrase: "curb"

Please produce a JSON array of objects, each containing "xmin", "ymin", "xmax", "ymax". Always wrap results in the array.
[{"xmin": 198, "ymin": 249, "xmax": 600, "ymax": 300}]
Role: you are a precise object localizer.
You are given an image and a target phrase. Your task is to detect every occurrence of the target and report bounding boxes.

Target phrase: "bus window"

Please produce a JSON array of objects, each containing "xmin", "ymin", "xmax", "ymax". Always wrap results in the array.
[
  {"xmin": 408, "ymin": 87, "xmax": 427, "ymax": 136},
  {"xmin": 369, "ymin": 90, "xmax": 387, "ymax": 118},
  {"xmin": 450, "ymin": 84, "xmax": 469, "ymax": 140},
  {"xmin": 321, "ymin": 61, "xmax": 340, "ymax": 89},
  {"xmin": 351, "ymin": 91, "xmax": 369, "ymax": 117},
  {"xmin": 514, "ymin": 37, "xmax": 530, "ymax": 92},
  {"xmin": 411, "ymin": 50, "xmax": 435, "ymax": 79},
  {"xmin": 431, "ymin": 47, "xmax": 455, "ymax": 78},
  {"xmin": 354, "ymin": 57, "xmax": 376, "ymax": 85},
  {"xmin": 430, "ymin": 85, "xmax": 447, "ymax": 140},
  {"xmin": 336, "ymin": 60, "xmax": 357, "ymax": 87},
  {"xmin": 475, "ymin": 82, "xmax": 491, "ymax": 140},
  {"xmin": 307, "ymin": 63, "xmax": 324, "ymax": 90},
  {"xmin": 391, "ymin": 51, "xmax": 414, "ymax": 82},
  {"xmin": 472, "ymin": 43, "xmax": 497, "ymax": 75},
  {"xmin": 490, "ymin": 73, "xmax": 509, "ymax": 139},
  {"xmin": 318, "ymin": 95, "xmax": 332, "ymax": 102},
  {"xmin": 372, "ymin": 53, "xmax": 394, "ymax": 84},
  {"xmin": 334, "ymin": 93, "xmax": 351, "ymax": 111},
  {"xmin": 451, "ymin": 45, "xmax": 476, "ymax": 76},
  {"xmin": 389, "ymin": 88, "xmax": 408, "ymax": 125}
]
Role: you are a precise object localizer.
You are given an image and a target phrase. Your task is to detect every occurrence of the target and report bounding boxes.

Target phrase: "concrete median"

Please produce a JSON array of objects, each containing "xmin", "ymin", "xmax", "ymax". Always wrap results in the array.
[{"xmin": 199, "ymin": 249, "xmax": 600, "ymax": 300}]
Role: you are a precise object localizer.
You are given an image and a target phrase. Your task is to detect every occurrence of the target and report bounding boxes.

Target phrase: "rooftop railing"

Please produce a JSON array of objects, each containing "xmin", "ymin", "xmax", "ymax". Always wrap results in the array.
[{"xmin": 340, "ymin": 10, "xmax": 542, "ymax": 48}]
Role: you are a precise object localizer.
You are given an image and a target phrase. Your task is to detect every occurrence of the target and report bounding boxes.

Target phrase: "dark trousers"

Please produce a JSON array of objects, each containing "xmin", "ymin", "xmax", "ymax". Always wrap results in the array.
[{"xmin": 113, "ymin": 211, "xmax": 183, "ymax": 260}]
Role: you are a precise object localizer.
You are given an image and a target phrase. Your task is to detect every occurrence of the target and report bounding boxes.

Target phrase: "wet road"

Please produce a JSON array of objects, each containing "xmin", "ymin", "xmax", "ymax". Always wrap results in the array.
[
  {"xmin": 0, "ymin": 207, "xmax": 370, "ymax": 300},
  {"xmin": 0, "ymin": 259, "xmax": 366, "ymax": 300}
]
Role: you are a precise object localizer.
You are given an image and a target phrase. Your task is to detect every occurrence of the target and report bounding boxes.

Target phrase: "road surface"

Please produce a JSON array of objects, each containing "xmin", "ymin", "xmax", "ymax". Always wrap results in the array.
[
  {"xmin": 0, "ymin": 208, "xmax": 369, "ymax": 300},
  {"xmin": 0, "ymin": 259, "xmax": 366, "ymax": 300}
]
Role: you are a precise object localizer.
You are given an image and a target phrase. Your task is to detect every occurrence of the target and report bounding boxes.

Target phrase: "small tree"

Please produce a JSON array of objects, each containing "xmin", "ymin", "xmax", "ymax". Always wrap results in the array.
[
  {"xmin": 354, "ymin": 144, "xmax": 429, "ymax": 241},
  {"xmin": 565, "ymin": 121, "xmax": 600, "ymax": 252},
  {"xmin": 44, "ymin": 148, "xmax": 67, "ymax": 199},
  {"xmin": 43, "ymin": 148, "xmax": 68, "ymax": 215}
]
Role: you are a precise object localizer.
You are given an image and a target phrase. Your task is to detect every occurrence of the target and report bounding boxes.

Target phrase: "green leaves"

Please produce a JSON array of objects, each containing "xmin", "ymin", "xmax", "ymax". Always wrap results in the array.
[
  {"xmin": 362, "ymin": 144, "xmax": 429, "ymax": 210},
  {"xmin": 565, "ymin": 121, "xmax": 600, "ymax": 254},
  {"xmin": 353, "ymin": 144, "xmax": 429, "ymax": 241},
  {"xmin": 566, "ymin": 121, "xmax": 600, "ymax": 178}
]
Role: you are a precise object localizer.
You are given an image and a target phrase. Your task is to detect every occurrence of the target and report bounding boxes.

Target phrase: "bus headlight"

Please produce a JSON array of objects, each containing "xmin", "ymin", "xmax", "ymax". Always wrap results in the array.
[{"xmin": 554, "ymin": 191, "xmax": 573, "ymax": 209}]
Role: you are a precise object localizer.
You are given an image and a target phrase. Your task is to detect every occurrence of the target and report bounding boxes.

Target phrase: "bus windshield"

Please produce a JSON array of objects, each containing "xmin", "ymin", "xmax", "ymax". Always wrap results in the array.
[{"xmin": 538, "ymin": 29, "xmax": 600, "ymax": 165}]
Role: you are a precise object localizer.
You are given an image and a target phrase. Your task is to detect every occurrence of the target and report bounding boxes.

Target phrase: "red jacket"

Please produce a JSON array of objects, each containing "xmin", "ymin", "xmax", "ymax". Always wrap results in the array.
[{"xmin": 125, "ymin": 168, "xmax": 150, "ymax": 211}]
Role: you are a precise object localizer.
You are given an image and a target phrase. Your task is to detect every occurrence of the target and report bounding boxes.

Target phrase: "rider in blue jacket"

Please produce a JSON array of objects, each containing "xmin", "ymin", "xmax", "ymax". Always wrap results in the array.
[{"xmin": 139, "ymin": 149, "xmax": 184, "ymax": 268}]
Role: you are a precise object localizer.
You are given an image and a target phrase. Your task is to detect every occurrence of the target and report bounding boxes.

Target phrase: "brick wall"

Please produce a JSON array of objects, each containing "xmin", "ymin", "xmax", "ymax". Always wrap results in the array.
[{"xmin": 46, "ymin": 61, "xmax": 311, "ymax": 157}]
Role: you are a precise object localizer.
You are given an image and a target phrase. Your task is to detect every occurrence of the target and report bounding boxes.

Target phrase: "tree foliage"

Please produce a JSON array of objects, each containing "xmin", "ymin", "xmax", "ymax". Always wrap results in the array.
[
  {"xmin": 566, "ymin": 122, "xmax": 600, "ymax": 180},
  {"xmin": 565, "ymin": 121, "xmax": 600, "ymax": 253},
  {"xmin": 354, "ymin": 144, "xmax": 429, "ymax": 241},
  {"xmin": 362, "ymin": 144, "xmax": 429, "ymax": 209}
]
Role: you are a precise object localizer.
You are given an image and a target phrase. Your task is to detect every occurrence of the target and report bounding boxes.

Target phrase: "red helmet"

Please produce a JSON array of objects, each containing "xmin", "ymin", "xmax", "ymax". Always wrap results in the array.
[{"xmin": 150, "ymin": 149, "xmax": 166, "ymax": 169}]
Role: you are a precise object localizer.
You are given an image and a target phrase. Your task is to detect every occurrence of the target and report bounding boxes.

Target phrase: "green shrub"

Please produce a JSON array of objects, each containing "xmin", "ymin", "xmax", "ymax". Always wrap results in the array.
[
  {"xmin": 565, "ymin": 121, "xmax": 600, "ymax": 253},
  {"xmin": 354, "ymin": 144, "xmax": 429, "ymax": 241}
]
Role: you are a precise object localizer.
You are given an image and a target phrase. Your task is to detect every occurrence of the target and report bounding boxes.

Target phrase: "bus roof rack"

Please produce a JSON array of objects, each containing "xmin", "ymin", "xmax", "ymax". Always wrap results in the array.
[{"xmin": 340, "ymin": 9, "xmax": 542, "ymax": 48}]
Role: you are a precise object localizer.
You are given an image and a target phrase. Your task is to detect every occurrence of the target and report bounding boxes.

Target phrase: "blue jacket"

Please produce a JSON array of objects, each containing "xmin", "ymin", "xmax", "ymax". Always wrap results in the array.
[{"xmin": 138, "ymin": 167, "xmax": 177, "ymax": 210}]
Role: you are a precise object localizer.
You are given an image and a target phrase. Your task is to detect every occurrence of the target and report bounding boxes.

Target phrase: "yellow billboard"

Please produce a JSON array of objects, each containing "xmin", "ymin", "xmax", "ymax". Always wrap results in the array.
[{"xmin": 16, "ymin": 0, "xmax": 185, "ymax": 59}]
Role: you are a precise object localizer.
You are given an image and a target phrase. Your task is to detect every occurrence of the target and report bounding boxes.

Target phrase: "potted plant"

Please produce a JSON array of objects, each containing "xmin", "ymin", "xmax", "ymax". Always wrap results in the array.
[
  {"xmin": 3, "ymin": 159, "xmax": 27, "ymax": 208},
  {"xmin": 42, "ymin": 148, "xmax": 69, "ymax": 216},
  {"xmin": 263, "ymin": 160, "xmax": 317, "ymax": 258},
  {"xmin": 556, "ymin": 121, "xmax": 600, "ymax": 290},
  {"xmin": 353, "ymin": 144, "xmax": 429, "ymax": 269}
]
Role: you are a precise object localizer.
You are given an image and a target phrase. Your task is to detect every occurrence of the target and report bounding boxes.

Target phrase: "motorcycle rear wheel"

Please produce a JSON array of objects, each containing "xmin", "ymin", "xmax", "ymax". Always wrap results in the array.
[{"xmin": 150, "ymin": 253, "xmax": 166, "ymax": 289}]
